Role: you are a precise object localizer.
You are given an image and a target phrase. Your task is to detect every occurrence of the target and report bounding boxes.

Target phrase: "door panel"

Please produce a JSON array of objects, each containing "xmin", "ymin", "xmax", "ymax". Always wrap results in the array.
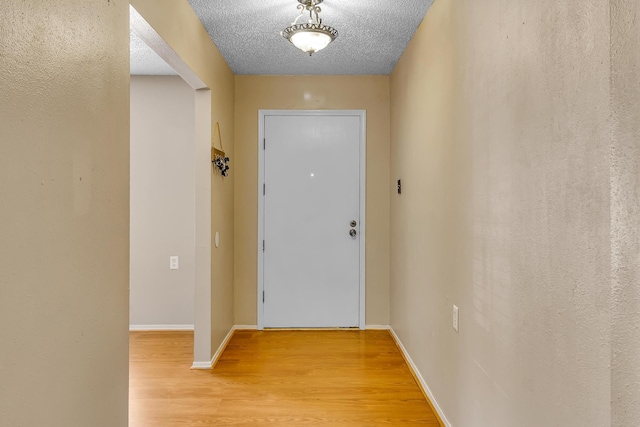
[{"xmin": 263, "ymin": 114, "xmax": 361, "ymax": 328}]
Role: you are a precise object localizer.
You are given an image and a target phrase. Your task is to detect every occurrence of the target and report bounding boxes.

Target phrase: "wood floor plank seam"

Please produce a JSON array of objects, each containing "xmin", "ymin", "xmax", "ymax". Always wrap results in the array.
[
  {"xmin": 386, "ymin": 329, "xmax": 447, "ymax": 427},
  {"xmin": 130, "ymin": 330, "xmax": 442, "ymax": 426}
]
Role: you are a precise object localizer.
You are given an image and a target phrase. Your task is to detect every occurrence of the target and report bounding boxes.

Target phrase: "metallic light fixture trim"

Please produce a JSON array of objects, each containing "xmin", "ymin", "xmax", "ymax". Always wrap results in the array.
[{"xmin": 281, "ymin": 0, "xmax": 338, "ymax": 56}]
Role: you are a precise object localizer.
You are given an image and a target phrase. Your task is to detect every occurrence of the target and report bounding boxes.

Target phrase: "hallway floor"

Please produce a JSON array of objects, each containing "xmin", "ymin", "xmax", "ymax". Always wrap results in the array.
[{"xmin": 129, "ymin": 329, "xmax": 441, "ymax": 426}]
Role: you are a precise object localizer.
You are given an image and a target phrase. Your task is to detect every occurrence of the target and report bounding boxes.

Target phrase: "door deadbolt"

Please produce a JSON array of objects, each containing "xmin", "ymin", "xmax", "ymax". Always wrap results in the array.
[
  {"xmin": 350, "ymin": 220, "xmax": 357, "ymax": 227},
  {"xmin": 349, "ymin": 229, "xmax": 357, "ymax": 237}
]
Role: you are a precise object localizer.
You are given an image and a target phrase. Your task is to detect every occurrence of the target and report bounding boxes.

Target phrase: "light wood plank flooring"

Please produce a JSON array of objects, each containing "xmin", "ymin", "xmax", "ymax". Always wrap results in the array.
[{"xmin": 130, "ymin": 330, "xmax": 441, "ymax": 426}]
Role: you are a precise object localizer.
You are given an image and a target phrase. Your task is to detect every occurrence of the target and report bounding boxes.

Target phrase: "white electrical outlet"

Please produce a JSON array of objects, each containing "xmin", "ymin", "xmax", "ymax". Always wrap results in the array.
[
  {"xmin": 453, "ymin": 305, "xmax": 459, "ymax": 332},
  {"xmin": 169, "ymin": 256, "xmax": 179, "ymax": 270}
]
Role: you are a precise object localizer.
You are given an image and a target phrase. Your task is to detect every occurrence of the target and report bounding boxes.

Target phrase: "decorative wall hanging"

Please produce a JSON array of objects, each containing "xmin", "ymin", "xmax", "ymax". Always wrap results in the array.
[{"xmin": 211, "ymin": 121, "xmax": 230, "ymax": 177}]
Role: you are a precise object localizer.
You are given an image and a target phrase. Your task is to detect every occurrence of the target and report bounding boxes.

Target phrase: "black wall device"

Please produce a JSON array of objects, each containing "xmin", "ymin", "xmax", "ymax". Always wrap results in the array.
[{"xmin": 397, "ymin": 179, "xmax": 402, "ymax": 194}]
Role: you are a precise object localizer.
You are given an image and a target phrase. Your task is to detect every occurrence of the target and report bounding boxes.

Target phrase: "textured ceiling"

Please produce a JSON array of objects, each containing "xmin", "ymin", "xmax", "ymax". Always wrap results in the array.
[
  {"xmin": 187, "ymin": 0, "xmax": 434, "ymax": 75},
  {"xmin": 130, "ymin": 1, "xmax": 433, "ymax": 76},
  {"xmin": 130, "ymin": 29, "xmax": 177, "ymax": 75}
]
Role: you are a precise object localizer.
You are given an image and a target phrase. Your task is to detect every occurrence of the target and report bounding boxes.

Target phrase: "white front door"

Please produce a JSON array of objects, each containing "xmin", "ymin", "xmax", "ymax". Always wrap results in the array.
[{"xmin": 259, "ymin": 111, "xmax": 365, "ymax": 328}]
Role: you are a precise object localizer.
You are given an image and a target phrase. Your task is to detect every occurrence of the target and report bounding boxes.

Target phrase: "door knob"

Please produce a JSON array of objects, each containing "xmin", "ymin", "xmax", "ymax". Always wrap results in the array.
[
  {"xmin": 349, "ymin": 229, "xmax": 357, "ymax": 237},
  {"xmin": 350, "ymin": 220, "xmax": 357, "ymax": 227}
]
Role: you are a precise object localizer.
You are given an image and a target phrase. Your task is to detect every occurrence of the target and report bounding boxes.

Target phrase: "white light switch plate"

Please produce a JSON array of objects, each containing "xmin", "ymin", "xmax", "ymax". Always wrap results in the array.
[
  {"xmin": 170, "ymin": 256, "xmax": 179, "ymax": 270},
  {"xmin": 453, "ymin": 305, "xmax": 459, "ymax": 332}
]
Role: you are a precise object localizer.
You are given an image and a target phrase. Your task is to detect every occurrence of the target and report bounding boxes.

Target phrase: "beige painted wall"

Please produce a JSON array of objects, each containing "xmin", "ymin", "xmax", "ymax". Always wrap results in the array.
[
  {"xmin": 131, "ymin": 0, "xmax": 235, "ymax": 357},
  {"xmin": 611, "ymin": 0, "xmax": 640, "ymax": 424},
  {"xmin": 234, "ymin": 76, "xmax": 390, "ymax": 325},
  {"xmin": 0, "ymin": 1, "xmax": 129, "ymax": 425},
  {"xmin": 130, "ymin": 76, "xmax": 195, "ymax": 327},
  {"xmin": 391, "ymin": 0, "xmax": 612, "ymax": 425}
]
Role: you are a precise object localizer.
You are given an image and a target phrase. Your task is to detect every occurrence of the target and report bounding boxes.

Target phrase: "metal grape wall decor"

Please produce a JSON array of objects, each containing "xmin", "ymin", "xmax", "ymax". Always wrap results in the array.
[{"xmin": 211, "ymin": 121, "xmax": 230, "ymax": 177}]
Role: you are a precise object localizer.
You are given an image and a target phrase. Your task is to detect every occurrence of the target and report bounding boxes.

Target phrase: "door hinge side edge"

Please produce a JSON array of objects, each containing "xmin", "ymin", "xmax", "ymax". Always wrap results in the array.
[
  {"xmin": 263, "ymin": 291, "xmax": 265, "ymax": 303},
  {"xmin": 263, "ymin": 138, "xmax": 266, "ymax": 150}
]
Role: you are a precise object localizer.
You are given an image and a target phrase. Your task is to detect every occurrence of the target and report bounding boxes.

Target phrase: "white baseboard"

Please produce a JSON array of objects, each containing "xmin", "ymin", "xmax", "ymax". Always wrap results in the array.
[
  {"xmin": 233, "ymin": 325, "xmax": 258, "ymax": 330},
  {"xmin": 190, "ymin": 325, "xmax": 257, "ymax": 370},
  {"xmin": 188, "ymin": 322, "xmax": 449, "ymax": 427},
  {"xmin": 130, "ymin": 324, "xmax": 194, "ymax": 331},
  {"xmin": 191, "ymin": 360, "xmax": 213, "ymax": 369},
  {"xmin": 365, "ymin": 324, "xmax": 391, "ymax": 330},
  {"xmin": 389, "ymin": 327, "xmax": 452, "ymax": 427}
]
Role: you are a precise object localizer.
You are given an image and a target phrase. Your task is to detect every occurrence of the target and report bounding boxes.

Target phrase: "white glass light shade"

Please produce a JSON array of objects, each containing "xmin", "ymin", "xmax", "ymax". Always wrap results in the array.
[
  {"xmin": 282, "ymin": 21, "xmax": 338, "ymax": 56},
  {"xmin": 290, "ymin": 30, "xmax": 332, "ymax": 54}
]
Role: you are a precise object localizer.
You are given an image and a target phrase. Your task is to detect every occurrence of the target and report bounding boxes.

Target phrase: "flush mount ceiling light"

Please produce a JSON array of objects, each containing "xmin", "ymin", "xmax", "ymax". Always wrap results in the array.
[{"xmin": 281, "ymin": 0, "xmax": 338, "ymax": 56}]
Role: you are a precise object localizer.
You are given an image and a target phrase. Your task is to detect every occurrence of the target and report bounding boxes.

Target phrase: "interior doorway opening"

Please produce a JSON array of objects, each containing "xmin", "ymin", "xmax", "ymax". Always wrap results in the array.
[{"xmin": 129, "ymin": 4, "xmax": 213, "ymax": 367}]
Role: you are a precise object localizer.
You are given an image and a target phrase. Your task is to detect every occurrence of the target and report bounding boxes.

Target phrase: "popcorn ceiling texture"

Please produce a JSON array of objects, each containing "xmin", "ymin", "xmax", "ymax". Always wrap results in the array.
[{"xmin": 187, "ymin": 0, "xmax": 434, "ymax": 75}]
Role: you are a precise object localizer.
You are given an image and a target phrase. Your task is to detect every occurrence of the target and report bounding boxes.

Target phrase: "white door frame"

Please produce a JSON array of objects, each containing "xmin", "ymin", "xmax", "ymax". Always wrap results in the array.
[{"xmin": 257, "ymin": 110, "xmax": 366, "ymax": 330}]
